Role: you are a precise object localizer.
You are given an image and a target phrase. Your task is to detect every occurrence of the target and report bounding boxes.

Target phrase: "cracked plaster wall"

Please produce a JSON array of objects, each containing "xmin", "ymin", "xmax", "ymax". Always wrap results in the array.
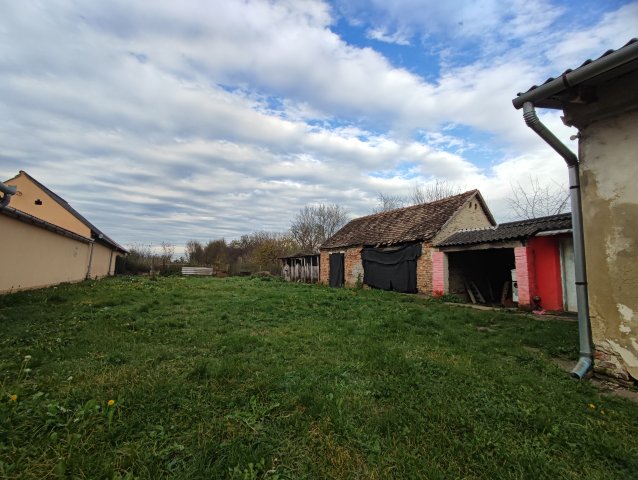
[{"xmin": 576, "ymin": 105, "xmax": 638, "ymax": 380}]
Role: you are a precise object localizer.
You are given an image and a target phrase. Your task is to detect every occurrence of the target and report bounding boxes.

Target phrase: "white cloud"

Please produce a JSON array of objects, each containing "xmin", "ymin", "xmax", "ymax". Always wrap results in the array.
[
  {"xmin": 366, "ymin": 27, "xmax": 411, "ymax": 46},
  {"xmin": 0, "ymin": 0, "xmax": 632, "ymax": 249}
]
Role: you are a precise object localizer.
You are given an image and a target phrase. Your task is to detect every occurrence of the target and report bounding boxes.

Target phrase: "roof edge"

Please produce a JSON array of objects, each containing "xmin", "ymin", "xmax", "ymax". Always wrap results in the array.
[
  {"xmin": 0, "ymin": 206, "xmax": 93, "ymax": 244},
  {"xmin": 13, "ymin": 170, "xmax": 127, "ymax": 253},
  {"xmin": 513, "ymin": 39, "xmax": 638, "ymax": 109}
]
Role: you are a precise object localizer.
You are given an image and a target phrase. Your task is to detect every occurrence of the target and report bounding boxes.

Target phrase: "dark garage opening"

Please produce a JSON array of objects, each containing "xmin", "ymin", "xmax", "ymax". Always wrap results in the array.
[{"xmin": 447, "ymin": 248, "xmax": 515, "ymax": 304}]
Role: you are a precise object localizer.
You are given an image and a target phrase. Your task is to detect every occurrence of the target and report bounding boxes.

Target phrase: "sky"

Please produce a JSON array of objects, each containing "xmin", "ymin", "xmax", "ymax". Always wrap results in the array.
[{"xmin": 1, "ymin": 0, "xmax": 636, "ymax": 254}]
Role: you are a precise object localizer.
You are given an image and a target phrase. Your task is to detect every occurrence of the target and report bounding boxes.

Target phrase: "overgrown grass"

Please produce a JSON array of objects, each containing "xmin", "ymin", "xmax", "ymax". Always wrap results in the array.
[{"xmin": 0, "ymin": 277, "xmax": 636, "ymax": 479}]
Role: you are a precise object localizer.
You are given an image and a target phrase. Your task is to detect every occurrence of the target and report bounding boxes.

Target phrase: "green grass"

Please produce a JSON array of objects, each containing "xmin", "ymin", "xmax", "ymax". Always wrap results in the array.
[{"xmin": 0, "ymin": 276, "xmax": 637, "ymax": 479}]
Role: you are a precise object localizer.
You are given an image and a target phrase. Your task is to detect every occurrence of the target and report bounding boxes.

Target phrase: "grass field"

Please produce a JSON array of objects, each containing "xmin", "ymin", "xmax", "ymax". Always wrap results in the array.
[{"xmin": 1, "ymin": 276, "xmax": 637, "ymax": 479}]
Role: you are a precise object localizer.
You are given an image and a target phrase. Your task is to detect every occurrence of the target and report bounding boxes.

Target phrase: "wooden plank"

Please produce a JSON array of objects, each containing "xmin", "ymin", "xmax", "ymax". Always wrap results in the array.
[
  {"xmin": 181, "ymin": 267, "xmax": 214, "ymax": 276},
  {"xmin": 470, "ymin": 281, "xmax": 485, "ymax": 303},
  {"xmin": 465, "ymin": 281, "xmax": 477, "ymax": 304}
]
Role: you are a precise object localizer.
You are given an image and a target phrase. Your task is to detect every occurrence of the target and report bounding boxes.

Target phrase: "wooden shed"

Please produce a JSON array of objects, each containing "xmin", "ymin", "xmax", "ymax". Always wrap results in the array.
[{"xmin": 280, "ymin": 253, "xmax": 319, "ymax": 283}]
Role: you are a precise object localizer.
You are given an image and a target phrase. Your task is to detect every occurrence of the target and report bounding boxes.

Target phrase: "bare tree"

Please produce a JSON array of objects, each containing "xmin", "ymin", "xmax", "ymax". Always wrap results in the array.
[
  {"xmin": 160, "ymin": 242, "xmax": 175, "ymax": 269},
  {"xmin": 410, "ymin": 179, "xmax": 462, "ymax": 204},
  {"xmin": 373, "ymin": 192, "xmax": 406, "ymax": 213},
  {"xmin": 185, "ymin": 240, "xmax": 205, "ymax": 265},
  {"xmin": 507, "ymin": 176, "xmax": 570, "ymax": 219},
  {"xmin": 290, "ymin": 204, "xmax": 348, "ymax": 252}
]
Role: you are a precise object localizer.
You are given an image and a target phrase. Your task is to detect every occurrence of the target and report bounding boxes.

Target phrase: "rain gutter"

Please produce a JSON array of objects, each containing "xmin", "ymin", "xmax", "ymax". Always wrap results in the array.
[
  {"xmin": 513, "ymin": 40, "xmax": 638, "ymax": 109},
  {"xmin": 521, "ymin": 102, "xmax": 593, "ymax": 379}
]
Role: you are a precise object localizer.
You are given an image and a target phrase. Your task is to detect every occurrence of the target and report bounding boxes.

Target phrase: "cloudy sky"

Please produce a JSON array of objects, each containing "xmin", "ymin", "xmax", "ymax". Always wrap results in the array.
[{"xmin": 1, "ymin": 1, "xmax": 635, "ymax": 253}]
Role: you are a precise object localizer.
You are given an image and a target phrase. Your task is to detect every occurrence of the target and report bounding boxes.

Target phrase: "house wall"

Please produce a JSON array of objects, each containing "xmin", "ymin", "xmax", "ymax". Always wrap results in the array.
[
  {"xmin": 528, "ymin": 236, "xmax": 563, "ymax": 311},
  {"xmin": 569, "ymin": 98, "xmax": 638, "ymax": 380},
  {"xmin": 89, "ymin": 243, "xmax": 116, "ymax": 279},
  {"xmin": 434, "ymin": 196, "xmax": 494, "ymax": 244},
  {"xmin": 0, "ymin": 215, "xmax": 92, "ymax": 293},
  {"xmin": 4, "ymin": 173, "xmax": 91, "ymax": 238}
]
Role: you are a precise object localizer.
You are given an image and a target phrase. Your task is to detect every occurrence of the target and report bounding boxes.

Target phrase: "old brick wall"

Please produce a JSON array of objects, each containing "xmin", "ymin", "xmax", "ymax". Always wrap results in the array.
[
  {"xmin": 319, "ymin": 246, "xmax": 363, "ymax": 286},
  {"xmin": 322, "ymin": 243, "xmax": 432, "ymax": 294},
  {"xmin": 344, "ymin": 247, "xmax": 363, "ymax": 286},
  {"xmin": 416, "ymin": 243, "xmax": 434, "ymax": 294},
  {"xmin": 319, "ymin": 250, "xmax": 330, "ymax": 284}
]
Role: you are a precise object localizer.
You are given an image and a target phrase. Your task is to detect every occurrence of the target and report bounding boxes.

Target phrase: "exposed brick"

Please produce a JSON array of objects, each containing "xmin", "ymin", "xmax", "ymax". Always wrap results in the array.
[{"xmin": 321, "ymin": 242, "xmax": 434, "ymax": 294}]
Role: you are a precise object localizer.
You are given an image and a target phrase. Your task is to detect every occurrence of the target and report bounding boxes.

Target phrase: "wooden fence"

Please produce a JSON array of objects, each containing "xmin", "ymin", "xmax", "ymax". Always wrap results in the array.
[{"xmin": 281, "ymin": 255, "xmax": 319, "ymax": 283}]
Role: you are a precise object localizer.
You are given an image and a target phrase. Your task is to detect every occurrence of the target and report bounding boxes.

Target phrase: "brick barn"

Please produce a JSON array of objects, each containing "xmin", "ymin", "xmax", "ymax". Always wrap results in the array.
[{"xmin": 319, "ymin": 190, "xmax": 495, "ymax": 294}]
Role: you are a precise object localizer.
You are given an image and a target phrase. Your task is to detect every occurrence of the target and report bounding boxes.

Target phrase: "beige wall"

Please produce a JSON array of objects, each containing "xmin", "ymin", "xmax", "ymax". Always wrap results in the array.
[
  {"xmin": 434, "ymin": 195, "xmax": 494, "ymax": 244},
  {"xmin": 4, "ymin": 173, "xmax": 91, "ymax": 238},
  {"xmin": 89, "ymin": 243, "xmax": 117, "ymax": 279},
  {"xmin": 0, "ymin": 215, "xmax": 92, "ymax": 293},
  {"xmin": 576, "ymin": 107, "xmax": 638, "ymax": 380}
]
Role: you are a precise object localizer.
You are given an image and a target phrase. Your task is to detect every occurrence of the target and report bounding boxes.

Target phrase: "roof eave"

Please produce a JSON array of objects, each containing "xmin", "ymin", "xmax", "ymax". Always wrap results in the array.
[{"xmin": 513, "ymin": 39, "xmax": 638, "ymax": 109}]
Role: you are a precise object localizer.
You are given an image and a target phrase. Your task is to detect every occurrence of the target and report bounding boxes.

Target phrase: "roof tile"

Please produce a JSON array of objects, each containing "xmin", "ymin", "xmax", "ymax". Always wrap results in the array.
[{"xmin": 321, "ymin": 190, "xmax": 480, "ymax": 249}]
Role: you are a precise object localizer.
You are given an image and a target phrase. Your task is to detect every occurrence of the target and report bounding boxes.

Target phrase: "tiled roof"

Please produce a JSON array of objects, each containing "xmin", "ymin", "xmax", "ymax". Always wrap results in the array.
[
  {"xmin": 436, "ymin": 213, "xmax": 572, "ymax": 247},
  {"xmin": 321, "ymin": 190, "xmax": 483, "ymax": 249},
  {"xmin": 514, "ymin": 38, "xmax": 638, "ymax": 109},
  {"xmin": 17, "ymin": 171, "xmax": 127, "ymax": 253}
]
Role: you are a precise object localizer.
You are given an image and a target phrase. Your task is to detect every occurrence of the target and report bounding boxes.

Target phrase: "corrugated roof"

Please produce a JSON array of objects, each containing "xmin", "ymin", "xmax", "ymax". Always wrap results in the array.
[
  {"xmin": 436, "ymin": 213, "xmax": 572, "ymax": 247},
  {"xmin": 513, "ymin": 38, "xmax": 638, "ymax": 109},
  {"xmin": 321, "ymin": 190, "xmax": 487, "ymax": 249},
  {"xmin": 16, "ymin": 171, "xmax": 127, "ymax": 253}
]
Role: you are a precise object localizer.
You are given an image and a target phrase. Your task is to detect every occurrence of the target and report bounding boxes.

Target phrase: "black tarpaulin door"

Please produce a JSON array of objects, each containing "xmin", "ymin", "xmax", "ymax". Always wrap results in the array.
[
  {"xmin": 329, "ymin": 253, "xmax": 344, "ymax": 287},
  {"xmin": 362, "ymin": 243, "xmax": 421, "ymax": 293}
]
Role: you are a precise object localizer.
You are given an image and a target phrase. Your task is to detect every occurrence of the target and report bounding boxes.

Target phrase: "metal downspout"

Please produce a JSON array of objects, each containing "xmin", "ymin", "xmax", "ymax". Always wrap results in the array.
[
  {"xmin": 0, "ymin": 182, "xmax": 17, "ymax": 208},
  {"xmin": 522, "ymin": 102, "xmax": 594, "ymax": 379},
  {"xmin": 86, "ymin": 242, "xmax": 95, "ymax": 280},
  {"xmin": 108, "ymin": 250, "xmax": 114, "ymax": 276}
]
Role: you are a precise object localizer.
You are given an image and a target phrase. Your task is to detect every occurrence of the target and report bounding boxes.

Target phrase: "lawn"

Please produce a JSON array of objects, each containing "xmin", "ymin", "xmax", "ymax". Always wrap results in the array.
[{"xmin": 1, "ymin": 276, "xmax": 637, "ymax": 479}]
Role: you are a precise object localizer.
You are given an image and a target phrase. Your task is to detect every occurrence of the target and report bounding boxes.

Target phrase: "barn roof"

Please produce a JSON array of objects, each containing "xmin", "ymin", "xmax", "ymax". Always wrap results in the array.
[
  {"xmin": 436, "ymin": 212, "xmax": 572, "ymax": 247},
  {"xmin": 321, "ymin": 190, "xmax": 492, "ymax": 249}
]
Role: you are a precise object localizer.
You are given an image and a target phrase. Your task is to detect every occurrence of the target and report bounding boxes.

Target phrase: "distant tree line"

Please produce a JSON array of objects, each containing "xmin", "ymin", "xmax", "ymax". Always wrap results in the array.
[{"xmin": 116, "ymin": 203, "xmax": 349, "ymax": 276}]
